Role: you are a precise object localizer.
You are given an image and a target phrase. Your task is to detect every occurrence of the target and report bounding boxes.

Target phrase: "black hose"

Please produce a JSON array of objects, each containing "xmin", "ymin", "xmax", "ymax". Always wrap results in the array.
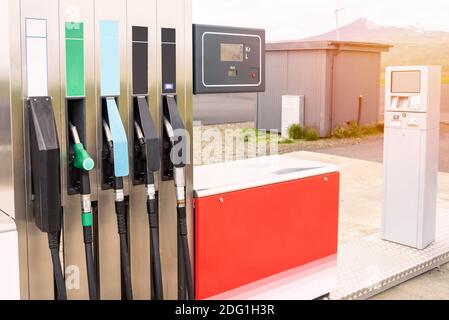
[
  {"xmin": 177, "ymin": 206, "xmax": 193, "ymax": 300},
  {"xmin": 115, "ymin": 198, "xmax": 133, "ymax": 300},
  {"xmin": 181, "ymin": 233, "xmax": 194, "ymax": 300},
  {"xmin": 147, "ymin": 197, "xmax": 164, "ymax": 300},
  {"xmin": 150, "ymin": 228, "xmax": 164, "ymax": 299},
  {"xmin": 177, "ymin": 232, "xmax": 186, "ymax": 300},
  {"xmin": 80, "ymin": 171, "xmax": 98, "ymax": 300},
  {"xmin": 48, "ymin": 232, "xmax": 67, "ymax": 300},
  {"xmin": 150, "ymin": 240, "xmax": 155, "ymax": 300},
  {"xmin": 83, "ymin": 226, "xmax": 98, "ymax": 300},
  {"xmin": 119, "ymin": 233, "xmax": 133, "ymax": 300}
]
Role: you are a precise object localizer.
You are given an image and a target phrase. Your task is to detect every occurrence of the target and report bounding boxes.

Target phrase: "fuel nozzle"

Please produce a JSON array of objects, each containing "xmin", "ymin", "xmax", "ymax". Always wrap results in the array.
[
  {"xmin": 68, "ymin": 121, "xmax": 98, "ymax": 300},
  {"xmin": 69, "ymin": 122, "xmax": 95, "ymax": 172},
  {"xmin": 163, "ymin": 117, "xmax": 186, "ymax": 205},
  {"xmin": 102, "ymin": 119, "xmax": 114, "ymax": 164},
  {"xmin": 134, "ymin": 120, "xmax": 146, "ymax": 149}
]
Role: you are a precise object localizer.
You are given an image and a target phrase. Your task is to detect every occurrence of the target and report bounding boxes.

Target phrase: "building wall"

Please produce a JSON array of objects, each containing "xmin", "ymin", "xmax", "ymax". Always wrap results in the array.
[
  {"xmin": 287, "ymin": 50, "xmax": 328, "ymax": 135},
  {"xmin": 332, "ymin": 50, "xmax": 381, "ymax": 129},
  {"xmin": 256, "ymin": 51, "xmax": 288, "ymax": 131},
  {"xmin": 257, "ymin": 50, "xmax": 328, "ymax": 134}
]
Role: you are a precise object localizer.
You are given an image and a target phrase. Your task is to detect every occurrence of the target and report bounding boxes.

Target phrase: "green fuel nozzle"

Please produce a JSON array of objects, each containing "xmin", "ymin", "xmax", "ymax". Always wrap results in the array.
[
  {"xmin": 70, "ymin": 122, "xmax": 95, "ymax": 171},
  {"xmin": 74, "ymin": 143, "xmax": 95, "ymax": 171}
]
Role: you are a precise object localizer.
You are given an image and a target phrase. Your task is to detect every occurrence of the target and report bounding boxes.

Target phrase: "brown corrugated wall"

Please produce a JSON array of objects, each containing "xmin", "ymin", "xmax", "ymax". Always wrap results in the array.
[{"xmin": 257, "ymin": 47, "xmax": 383, "ymax": 137}]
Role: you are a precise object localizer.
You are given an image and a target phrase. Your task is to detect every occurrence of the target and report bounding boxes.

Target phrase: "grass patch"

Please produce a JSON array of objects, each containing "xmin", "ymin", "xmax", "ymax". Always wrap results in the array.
[
  {"xmin": 241, "ymin": 128, "xmax": 275, "ymax": 143},
  {"xmin": 279, "ymin": 138, "xmax": 294, "ymax": 144},
  {"xmin": 303, "ymin": 127, "xmax": 320, "ymax": 141},
  {"xmin": 333, "ymin": 121, "xmax": 384, "ymax": 139},
  {"xmin": 285, "ymin": 124, "xmax": 320, "ymax": 142}
]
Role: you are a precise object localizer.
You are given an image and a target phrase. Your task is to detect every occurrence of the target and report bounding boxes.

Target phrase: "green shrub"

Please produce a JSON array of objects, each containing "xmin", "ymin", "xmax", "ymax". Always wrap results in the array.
[
  {"xmin": 279, "ymin": 138, "xmax": 294, "ymax": 144},
  {"xmin": 333, "ymin": 121, "xmax": 384, "ymax": 139},
  {"xmin": 333, "ymin": 126, "xmax": 347, "ymax": 139},
  {"xmin": 303, "ymin": 127, "xmax": 320, "ymax": 141},
  {"xmin": 346, "ymin": 121, "xmax": 363, "ymax": 138},
  {"xmin": 288, "ymin": 124, "xmax": 303, "ymax": 140},
  {"xmin": 333, "ymin": 121, "xmax": 360, "ymax": 138}
]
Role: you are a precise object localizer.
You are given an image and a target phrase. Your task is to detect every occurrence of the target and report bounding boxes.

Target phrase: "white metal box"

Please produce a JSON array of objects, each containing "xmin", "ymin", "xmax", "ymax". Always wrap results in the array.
[
  {"xmin": 382, "ymin": 66, "xmax": 441, "ymax": 249},
  {"xmin": 281, "ymin": 95, "xmax": 304, "ymax": 137}
]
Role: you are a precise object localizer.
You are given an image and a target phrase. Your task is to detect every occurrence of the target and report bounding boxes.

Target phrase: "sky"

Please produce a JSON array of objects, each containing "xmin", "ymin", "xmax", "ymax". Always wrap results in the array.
[{"xmin": 192, "ymin": 0, "xmax": 449, "ymax": 41}]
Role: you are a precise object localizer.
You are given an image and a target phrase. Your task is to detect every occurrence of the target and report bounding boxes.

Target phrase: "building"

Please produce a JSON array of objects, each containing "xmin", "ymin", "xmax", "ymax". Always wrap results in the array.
[{"xmin": 257, "ymin": 41, "xmax": 391, "ymax": 137}]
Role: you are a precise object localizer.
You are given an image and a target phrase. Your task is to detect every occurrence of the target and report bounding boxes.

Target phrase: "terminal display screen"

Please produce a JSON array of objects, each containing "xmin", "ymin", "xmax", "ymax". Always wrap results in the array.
[
  {"xmin": 391, "ymin": 71, "xmax": 421, "ymax": 93},
  {"xmin": 220, "ymin": 43, "xmax": 244, "ymax": 62},
  {"xmin": 193, "ymin": 24, "xmax": 265, "ymax": 93}
]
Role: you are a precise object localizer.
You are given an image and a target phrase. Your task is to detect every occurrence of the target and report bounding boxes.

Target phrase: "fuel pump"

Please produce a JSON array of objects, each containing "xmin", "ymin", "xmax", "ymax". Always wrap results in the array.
[
  {"xmin": 159, "ymin": 27, "xmax": 193, "ymax": 300},
  {"xmin": 162, "ymin": 95, "xmax": 194, "ymax": 300},
  {"xmin": 28, "ymin": 97, "xmax": 66, "ymax": 300},
  {"xmin": 102, "ymin": 104, "xmax": 133, "ymax": 300},
  {"xmin": 133, "ymin": 97, "xmax": 164, "ymax": 299},
  {"xmin": 64, "ymin": 21, "xmax": 98, "ymax": 300},
  {"xmin": 100, "ymin": 20, "xmax": 133, "ymax": 300},
  {"xmin": 67, "ymin": 122, "xmax": 97, "ymax": 299},
  {"xmin": 131, "ymin": 25, "xmax": 164, "ymax": 300},
  {"xmin": 24, "ymin": 17, "xmax": 66, "ymax": 300}
]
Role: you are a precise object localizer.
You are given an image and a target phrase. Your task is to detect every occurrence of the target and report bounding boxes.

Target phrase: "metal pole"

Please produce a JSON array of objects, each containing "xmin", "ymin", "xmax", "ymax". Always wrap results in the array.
[
  {"xmin": 357, "ymin": 95, "xmax": 363, "ymax": 126},
  {"xmin": 335, "ymin": 8, "xmax": 346, "ymax": 42}
]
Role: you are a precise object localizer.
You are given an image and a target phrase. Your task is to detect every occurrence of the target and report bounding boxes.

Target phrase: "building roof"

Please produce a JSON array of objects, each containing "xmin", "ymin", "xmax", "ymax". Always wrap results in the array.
[{"xmin": 266, "ymin": 40, "xmax": 392, "ymax": 53}]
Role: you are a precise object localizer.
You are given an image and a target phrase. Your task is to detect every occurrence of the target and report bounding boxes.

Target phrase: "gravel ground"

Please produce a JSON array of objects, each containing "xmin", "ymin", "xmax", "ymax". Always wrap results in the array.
[
  {"xmin": 195, "ymin": 122, "xmax": 449, "ymax": 173},
  {"xmin": 194, "ymin": 121, "xmax": 383, "ymax": 166}
]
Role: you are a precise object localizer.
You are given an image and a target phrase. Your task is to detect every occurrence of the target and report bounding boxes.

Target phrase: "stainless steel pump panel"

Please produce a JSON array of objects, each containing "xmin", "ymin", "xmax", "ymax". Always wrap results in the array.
[
  {"xmin": 193, "ymin": 24, "xmax": 265, "ymax": 94},
  {"xmin": 382, "ymin": 65, "xmax": 441, "ymax": 250},
  {"xmin": 2, "ymin": 0, "xmax": 193, "ymax": 300}
]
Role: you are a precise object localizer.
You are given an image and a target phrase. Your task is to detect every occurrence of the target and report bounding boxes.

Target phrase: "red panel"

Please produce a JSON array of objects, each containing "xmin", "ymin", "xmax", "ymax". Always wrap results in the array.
[{"xmin": 195, "ymin": 172, "xmax": 339, "ymax": 300}]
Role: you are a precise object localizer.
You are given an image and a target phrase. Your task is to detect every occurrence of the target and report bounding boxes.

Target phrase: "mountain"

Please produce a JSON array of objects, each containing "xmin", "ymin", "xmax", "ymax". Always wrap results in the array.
[{"xmin": 304, "ymin": 18, "xmax": 449, "ymax": 79}]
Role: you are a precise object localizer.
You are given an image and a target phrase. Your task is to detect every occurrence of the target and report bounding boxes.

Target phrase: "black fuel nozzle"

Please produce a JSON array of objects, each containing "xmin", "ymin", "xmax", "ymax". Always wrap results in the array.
[
  {"xmin": 161, "ymin": 95, "xmax": 188, "ymax": 181},
  {"xmin": 163, "ymin": 116, "xmax": 186, "ymax": 205},
  {"xmin": 28, "ymin": 96, "xmax": 61, "ymax": 234},
  {"xmin": 28, "ymin": 96, "xmax": 67, "ymax": 300},
  {"xmin": 134, "ymin": 120, "xmax": 146, "ymax": 159},
  {"xmin": 162, "ymin": 95, "xmax": 187, "ymax": 167},
  {"xmin": 133, "ymin": 96, "xmax": 160, "ymax": 186}
]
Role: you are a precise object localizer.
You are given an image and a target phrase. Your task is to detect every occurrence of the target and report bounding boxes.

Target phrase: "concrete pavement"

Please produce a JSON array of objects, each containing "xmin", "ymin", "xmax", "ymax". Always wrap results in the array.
[{"xmin": 288, "ymin": 151, "xmax": 449, "ymax": 299}]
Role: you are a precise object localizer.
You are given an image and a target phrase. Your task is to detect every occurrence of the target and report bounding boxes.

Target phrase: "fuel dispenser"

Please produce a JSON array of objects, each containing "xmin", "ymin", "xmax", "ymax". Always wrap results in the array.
[
  {"xmin": 25, "ymin": 17, "xmax": 66, "ymax": 300},
  {"xmin": 28, "ymin": 97, "xmax": 66, "ymax": 300},
  {"xmin": 160, "ymin": 27, "xmax": 194, "ymax": 300},
  {"xmin": 99, "ymin": 19, "xmax": 133, "ymax": 300},
  {"xmin": 130, "ymin": 25, "xmax": 164, "ymax": 300},
  {"xmin": 382, "ymin": 66, "xmax": 441, "ymax": 249},
  {"xmin": 64, "ymin": 21, "xmax": 97, "ymax": 300}
]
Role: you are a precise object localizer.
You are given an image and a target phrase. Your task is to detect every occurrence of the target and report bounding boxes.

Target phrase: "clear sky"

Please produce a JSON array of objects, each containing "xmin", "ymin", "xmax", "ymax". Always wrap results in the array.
[{"xmin": 193, "ymin": 0, "xmax": 449, "ymax": 41}]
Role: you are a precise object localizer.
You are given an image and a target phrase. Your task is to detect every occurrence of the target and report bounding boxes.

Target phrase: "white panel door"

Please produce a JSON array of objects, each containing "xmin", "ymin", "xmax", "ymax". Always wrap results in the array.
[{"xmin": 383, "ymin": 127, "xmax": 421, "ymax": 247}]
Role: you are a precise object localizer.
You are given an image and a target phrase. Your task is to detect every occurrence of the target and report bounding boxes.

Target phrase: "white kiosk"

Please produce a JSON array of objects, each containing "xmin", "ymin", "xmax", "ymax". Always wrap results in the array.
[{"xmin": 382, "ymin": 66, "xmax": 441, "ymax": 249}]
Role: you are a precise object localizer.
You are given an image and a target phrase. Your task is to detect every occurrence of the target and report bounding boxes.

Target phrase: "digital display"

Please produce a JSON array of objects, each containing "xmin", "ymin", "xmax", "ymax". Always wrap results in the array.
[
  {"xmin": 391, "ymin": 71, "xmax": 421, "ymax": 93},
  {"xmin": 221, "ymin": 43, "xmax": 244, "ymax": 62}
]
